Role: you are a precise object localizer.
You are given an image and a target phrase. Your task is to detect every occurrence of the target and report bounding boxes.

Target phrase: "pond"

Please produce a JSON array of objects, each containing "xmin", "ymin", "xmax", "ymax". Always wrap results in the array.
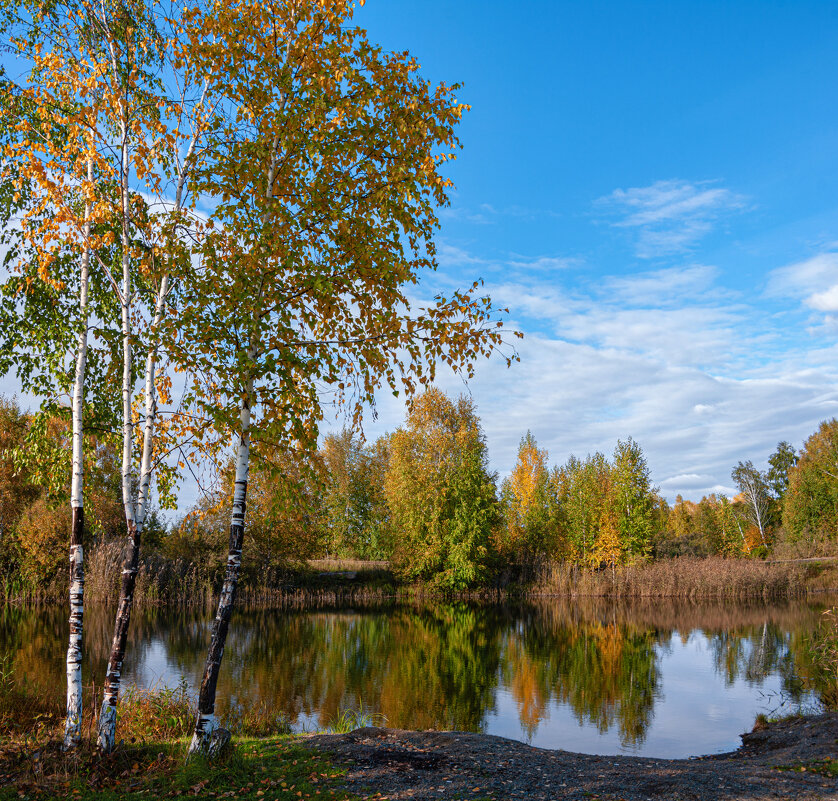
[{"xmin": 2, "ymin": 596, "xmax": 834, "ymax": 758}]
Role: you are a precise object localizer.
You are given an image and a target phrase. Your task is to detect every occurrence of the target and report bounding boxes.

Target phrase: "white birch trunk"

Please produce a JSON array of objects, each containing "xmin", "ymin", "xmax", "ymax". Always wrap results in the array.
[
  {"xmin": 189, "ymin": 124, "xmax": 278, "ymax": 758},
  {"xmin": 97, "ymin": 124, "xmax": 136, "ymax": 753},
  {"xmin": 97, "ymin": 81, "xmax": 206, "ymax": 750},
  {"xmin": 188, "ymin": 377, "xmax": 253, "ymax": 757},
  {"xmin": 96, "ymin": 280, "xmax": 169, "ymax": 751},
  {"xmin": 63, "ymin": 159, "xmax": 93, "ymax": 751}
]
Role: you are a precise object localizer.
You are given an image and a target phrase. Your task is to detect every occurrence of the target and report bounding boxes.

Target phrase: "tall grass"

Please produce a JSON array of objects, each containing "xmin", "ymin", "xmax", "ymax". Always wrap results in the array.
[
  {"xmin": 86, "ymin": 541, "xmax": 218, "ymax": 607},
  {"xmin": 1, "ymin": 544, "xmax": 398, "ymax": 606},
  {"xmin": 534, "ymin": 557, "xmax": 807, "ymax": 600},
  {"xmin": 308, "ymin": 558, "xmax": 390, "ymax": 573},
  {"xmin": 809, "ymin": 607, "xmax": 838, "ymax": 709},
  {"xmin": 324, "ymin": 708, "xmax": 386, "ymax": 733},
  {"xmin": 1, "ymin": 549, "xmax": 821, "ymax": 606}
]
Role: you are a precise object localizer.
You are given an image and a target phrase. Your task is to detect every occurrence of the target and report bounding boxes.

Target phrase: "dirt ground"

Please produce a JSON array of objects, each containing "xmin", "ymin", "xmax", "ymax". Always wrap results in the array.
[{"xmin": 303, "ymin": 713, "xmax": 838, "ymax": 800}]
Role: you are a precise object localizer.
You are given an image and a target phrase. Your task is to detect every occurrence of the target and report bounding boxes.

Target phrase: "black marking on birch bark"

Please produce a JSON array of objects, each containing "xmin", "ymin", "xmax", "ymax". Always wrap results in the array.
[
  {"xmin": 195, "ymin": 484, "xmax": 247, "ymax": 722},
  {"xmin": 98, "ymin": 519, "xmax": 141, "ymax": 751},
  {"xmin": 64, "ymin": 504, "xmax": 85, "ymax": 749},
  {"xmin": 68, "ymin": 506, "xmax": 84, "ymax": 615}
]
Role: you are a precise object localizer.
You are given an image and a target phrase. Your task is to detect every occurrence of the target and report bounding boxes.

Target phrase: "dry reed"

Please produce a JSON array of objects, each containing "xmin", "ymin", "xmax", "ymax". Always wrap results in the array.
[{"xmin": 533, "ymin": 557, "xmax": 807, "ymax": 600}]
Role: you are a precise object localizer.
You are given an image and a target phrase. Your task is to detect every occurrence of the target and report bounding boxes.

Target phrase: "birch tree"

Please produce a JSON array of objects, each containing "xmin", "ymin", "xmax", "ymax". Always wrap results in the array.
[
  {"xmin": 94, "ymin": 6, "xmax": 214, "ymax": 752},
  {"xmin": 0, "ymin": 9, "xmax": 122, "ymax": 746},
  {"xmin": 167, "ymin": 0, "xmax": 514, "ymax": 755},
  {"xmin": 731, "ymin": 460, "xmax": 771, "ymax": 548},
  {"xmin": 1, "ymin": 0, "xmax": 212, "ymax": 751}
]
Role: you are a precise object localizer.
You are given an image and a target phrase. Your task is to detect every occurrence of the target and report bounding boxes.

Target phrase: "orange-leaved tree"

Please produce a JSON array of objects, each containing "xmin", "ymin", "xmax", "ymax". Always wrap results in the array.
[
  {"xmin": 163, "ymin": 0, "xmax": 516, "ymax": 755},
  {"xmin": 0, "ymin": 0, "xmax": 128, "ymax": 748}
]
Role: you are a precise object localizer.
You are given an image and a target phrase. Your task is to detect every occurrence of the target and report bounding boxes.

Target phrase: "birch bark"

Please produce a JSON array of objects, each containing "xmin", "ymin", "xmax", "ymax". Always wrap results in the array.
[
  {"xmin": 188, "ymin": 373, "xmax": 253, "ymax": 756},
  {"xmin": 96, "ymin": 107, "xmax": 136, "ymax": 752},
  {"xmin": 96, "ymin": 85, "xmax": 207, "ymax": 750},
  {"xmin": 96, "ymin": 281, "xmax": 168, "ymax": 751},
  {"xmin": 62, "ymin": 158, "xmax": 93, "ymax": 751},
  {"xmin": 188, "ymin": 128, "xmax": 280, "ymax": 757}
]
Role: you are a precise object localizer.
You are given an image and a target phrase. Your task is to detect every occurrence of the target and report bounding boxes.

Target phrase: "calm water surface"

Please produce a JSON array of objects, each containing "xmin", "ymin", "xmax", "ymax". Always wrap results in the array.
[{"xmin": 2, "ymin": 597, "xmax": 834, "ymax": 758}]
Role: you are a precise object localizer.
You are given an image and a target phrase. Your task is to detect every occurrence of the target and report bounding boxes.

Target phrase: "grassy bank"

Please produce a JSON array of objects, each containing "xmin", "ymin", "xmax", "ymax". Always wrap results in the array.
[
  {"xmin": 0, "ymin": 671, "xmax": 367, "ymax": 801},
  {"xmin": 0, "ymin": 734, "xmax": 360, "ymax": 801}
]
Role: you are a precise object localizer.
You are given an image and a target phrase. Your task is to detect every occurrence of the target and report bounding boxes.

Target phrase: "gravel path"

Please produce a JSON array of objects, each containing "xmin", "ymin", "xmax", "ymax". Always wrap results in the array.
[{"xmin": 303, "ymin": 713, "xmax": 838, "ymax": 800}]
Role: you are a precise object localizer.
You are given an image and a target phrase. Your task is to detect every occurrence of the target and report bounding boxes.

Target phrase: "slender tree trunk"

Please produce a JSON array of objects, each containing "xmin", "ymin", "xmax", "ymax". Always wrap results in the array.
[
  {"xmin": 96, "ymin": 281, "xmax": 168, "ymax": 751},
  {"xmin": 189, "ymin": 130, "xmax": 275, "ymax": 758},
  {"xmin": 96, "ymin": 79, "xmax": 204, "ymax": 750},
  {"xmin": 188, "ymin": 378, "xmax": 253, "ymax": 757},
  {"xmin": 97, "ymin": 127, "xmax": 137, "ymax": 752},
  {"xmin": 747, "ymin": 485, "xmax": 768, "ymax": 547},
  {"xmin": 63, "ymin": 159, "xmax": 93, "ymax": 751}
]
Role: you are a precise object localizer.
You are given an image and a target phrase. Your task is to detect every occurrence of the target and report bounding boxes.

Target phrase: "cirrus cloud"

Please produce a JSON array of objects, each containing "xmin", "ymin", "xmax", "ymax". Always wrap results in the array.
[{"xmin": 597, "ymin": 179, "xmax": 747, "ymax": 258}]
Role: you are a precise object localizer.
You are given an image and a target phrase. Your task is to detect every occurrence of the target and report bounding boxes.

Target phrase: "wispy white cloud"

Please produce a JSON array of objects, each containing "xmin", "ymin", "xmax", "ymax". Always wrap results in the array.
[
  {"xmin": 766, "ymin": 252, "xmax": 838, "ymax": 315},
  {"xmin": 603, "ymin": 264, "xmax": 718, "ymax": 306},
  {"xmin": 353, "ymin": 246, "xmax": 837, "ymax": 504},
  {"xmin": 488, "ymin": 263, "xmax": 748, "ymax": 372},
  {"xmin": 506, "ymin": 255, "xmax": 579, "ymax": 272},
  {"xmin": 439, "ymin": 206, "xmax": 493, "ymax": 225},
  {"xmin": 598, "ymin": 179, "xmax": 746, "ymax": 258},
  {"xmin": 808, "ymin": 286, "xmax": 838, "ymax": 312},
  {"xmin": 436, "ymin": 242, "xmax": 486, "ymax": 268}
]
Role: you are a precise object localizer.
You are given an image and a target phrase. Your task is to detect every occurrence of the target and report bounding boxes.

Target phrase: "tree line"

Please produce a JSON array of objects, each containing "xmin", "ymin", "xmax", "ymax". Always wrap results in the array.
[
  {"xmin": 194, "ymin": 390, "xmax": 836, "ymax": 580},
  {"xmin": 5, "ymin": 388, "xmax": 838, "ymax": 601}
]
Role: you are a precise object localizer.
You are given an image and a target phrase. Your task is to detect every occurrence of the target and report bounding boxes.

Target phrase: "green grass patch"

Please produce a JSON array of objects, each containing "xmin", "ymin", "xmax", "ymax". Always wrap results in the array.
[
  {"xmin": 0, "ymin": 736, "xmax": 361, "ymax": 801},
  {"xmin": 776, "ymin": 758, "xmax": 838, "ymax": 777}
]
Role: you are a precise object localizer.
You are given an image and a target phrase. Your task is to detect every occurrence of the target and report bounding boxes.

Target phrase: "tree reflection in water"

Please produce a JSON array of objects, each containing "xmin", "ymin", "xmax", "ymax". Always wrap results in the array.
[{"xmin": 1, "ymin": 597, "xmax": 834, "ymax": 749}]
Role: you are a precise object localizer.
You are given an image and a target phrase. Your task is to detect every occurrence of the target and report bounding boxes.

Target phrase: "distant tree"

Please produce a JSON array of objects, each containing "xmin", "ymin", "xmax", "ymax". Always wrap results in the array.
[
  {"xmin": 499, "ymin": 432, "xmax": 554, "ymax": 563},
  {"xmin": 321, "ymin": 430, "xmax": 391, "ymax": 560},
  {"xmin": 590, "ymin": 487, "xmax": 623, "ymax": 567},
  {"xmin": 243, "ymin": 450, "xmax": 326, "ymax": 572},
  {"xmin": 690, "ymin": 493, "xmax": 748, "ymax": 557},
  {"xmin": 660, "ymin": 495, "xmax": 701, "ymax": 556},
  {"xmin": 610, "ymin": 438, "xmax": 655, "ymax": 559},
  {"xmin": 767, "ymin": 441, "xmax": 798, "ymax": 500},
  {"xmin": 693, "ymin": 495, "xmax": 722, "ymax": 553},
  {"xmin": 731, "ymin": 461, "xmax": 771, "ymax": 548},
  {"xmin": 445, "ymin": 446, "xmax": 499, "ymax": 588},
  {"xmin": 555, "ymin": 452, "xmax": 609, "ymax": 564},
  {"xmin": 385, "ymin": 389, "xmax": 497, "ymax": 589},
  {"xmin": 783, "ymin": 419, "xmax": 838, "ymax": 542}
]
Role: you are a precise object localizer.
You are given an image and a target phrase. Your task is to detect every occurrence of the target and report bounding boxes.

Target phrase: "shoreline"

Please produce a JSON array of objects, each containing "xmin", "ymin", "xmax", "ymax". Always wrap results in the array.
[
  {"xmin": 301, "ymin": 713, "xmax": 838, "ymax": 800},
  {"xmin": 3, "ymin": 713, "xmax": 838, "ymax": 800}
]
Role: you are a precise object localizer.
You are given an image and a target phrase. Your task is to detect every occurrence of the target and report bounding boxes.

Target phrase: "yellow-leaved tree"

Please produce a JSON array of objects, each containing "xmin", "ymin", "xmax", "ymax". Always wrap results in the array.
[
  {"xmin": 499, "ymin": 432, "xmax": 556, "ymax": 565},
  {"xmin": 385, "ymin": 388, "xmax": 498, "ymax": 590},
  {"xmin": 161, "ymin": 0, "xmax": 516, "ymax": 755}
]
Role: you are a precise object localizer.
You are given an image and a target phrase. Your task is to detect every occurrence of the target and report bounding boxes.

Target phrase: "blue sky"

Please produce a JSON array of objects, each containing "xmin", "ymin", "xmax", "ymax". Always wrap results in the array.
[
  {"xmin": 346, "ymin": 0, "xmax": 838, "ymax": 501},
  {"xmin": 3, "ymin": 0, "xmax": 838, "ymax": 505}
]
